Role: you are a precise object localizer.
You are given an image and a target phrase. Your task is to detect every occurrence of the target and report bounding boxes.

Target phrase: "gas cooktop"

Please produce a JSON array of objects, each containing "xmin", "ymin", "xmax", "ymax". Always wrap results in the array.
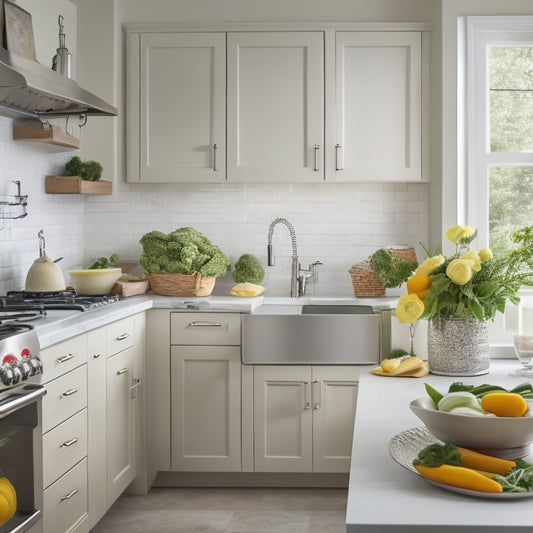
[{"xmin": 2, "ymin": 289, "xmax": 119, "ymax": 311}]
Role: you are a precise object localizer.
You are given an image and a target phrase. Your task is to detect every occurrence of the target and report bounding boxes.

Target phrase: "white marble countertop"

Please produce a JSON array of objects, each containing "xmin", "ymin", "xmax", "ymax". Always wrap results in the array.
[
  {"xmin": 346, "ymin": 360, "xmax": 533, "ymax": 533},
  {"xmin": 32, "ymin": 293, "xmax": 398, "ymax": 348}
]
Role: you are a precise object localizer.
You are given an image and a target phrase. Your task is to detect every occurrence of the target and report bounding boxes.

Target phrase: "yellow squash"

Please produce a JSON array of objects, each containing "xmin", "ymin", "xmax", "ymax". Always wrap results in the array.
[
  {"xmin": 0, "ymin": 477, "xmax": 16, "ymax": 526},
  {"xmin": 414, "ymin": 463, "xmax": 503, "ymax": 493}
]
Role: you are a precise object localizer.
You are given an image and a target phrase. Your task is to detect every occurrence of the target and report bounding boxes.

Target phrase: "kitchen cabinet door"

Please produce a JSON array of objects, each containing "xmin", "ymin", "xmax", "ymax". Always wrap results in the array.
[
  {"xmin": 107, "ymin": 347, "xmax": 135, "ymax": 506},
  {"xmin": 253, "ymin": 365, "xmax": 313, "ymax": 472},
  {"xmin": 86, "ymin": 329, "xmax": 108, "ymax": 532},
  {"xmin": 127, "ymin": 32, "xmax": 226, "ymax": 182},
  {"xmin": 227, "ymin": 32, "xmax": 324, "ymax": 182},
  {"xmin": 331, "ymin": 32, "xmax": 422, "ymax": 181},
  {"xmin": 171, "ymin": 345, "xmax": 242, "ymax": 471},
  {"xmin": 311, "ymin": 366, "xmax": 358, "ymax": 473}
]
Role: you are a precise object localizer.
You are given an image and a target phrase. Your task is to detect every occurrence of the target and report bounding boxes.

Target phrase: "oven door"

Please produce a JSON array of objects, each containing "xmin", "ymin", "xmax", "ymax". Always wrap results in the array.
[{"xmin": 0, "ymin": 384, "xmax": 46, "ymax": 533}]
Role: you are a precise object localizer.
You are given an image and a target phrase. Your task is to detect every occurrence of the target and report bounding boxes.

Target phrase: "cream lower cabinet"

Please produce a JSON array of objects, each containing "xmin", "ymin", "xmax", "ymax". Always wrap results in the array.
[
  {"xmin": 106, "ymin": 346, "xmax": 135, "ymax": 503},
  {"xmin": 170, "ymin": 346, "xmax": 241, "ymax": 471},
  {"xmin": 253, "ymin": 365, "xmax": 358, "ymax": 473}
]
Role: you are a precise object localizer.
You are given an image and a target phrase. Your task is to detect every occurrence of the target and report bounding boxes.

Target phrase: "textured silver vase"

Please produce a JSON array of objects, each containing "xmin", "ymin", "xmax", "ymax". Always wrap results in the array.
[{"xmin": 427, "ymin": 317, "xmax": 490, "ymax": 376}]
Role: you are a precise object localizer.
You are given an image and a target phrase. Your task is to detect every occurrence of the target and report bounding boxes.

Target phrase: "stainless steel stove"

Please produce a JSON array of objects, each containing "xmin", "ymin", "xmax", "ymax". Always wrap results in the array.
[
  {"xmin": 0, "ymin": 313, "xmax": 46, "ymax": 533},
  {"xmin": 3, "ymin": 288, "xmax": 119, "ymax": 311}
]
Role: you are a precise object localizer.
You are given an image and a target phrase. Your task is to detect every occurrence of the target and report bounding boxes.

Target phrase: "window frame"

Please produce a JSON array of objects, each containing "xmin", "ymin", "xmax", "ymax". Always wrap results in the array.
[{"xmin": 465, "ymin": 16, "xmax": 533, "ymax": 248}]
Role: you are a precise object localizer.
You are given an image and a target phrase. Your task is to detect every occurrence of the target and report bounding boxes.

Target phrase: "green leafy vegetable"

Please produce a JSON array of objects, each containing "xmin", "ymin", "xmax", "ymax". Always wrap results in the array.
[
  {"xmin": 424, "ymin": 383, "xmax": 443, "ymax": 406},
  {"xmin": 494, "ymin": 459, "xmax": 533, "ymax": 492},
  {"xmin": 65, "ymin": 156, "xmax": 103, "ymax": 181},
  {"xmin": 448, "ymin": 382, "xmax": 474, "ymax": 393},
  {"xmin": 385, "ymin": 348, "xmax": 409, "ymax": 360},
  {"xmin": 370, "ymin": 248, "xmax": 417, "ymax": 288},
  {"xmin": 412, "ymin": 443, "xmax": 462, "ymax": 467},
  {"xmin": 139, "ymin": 227, "xmax": 230, "ymax": 278},
  {"xmin": 232, "ymin": 254, "xmax": 265, "ymax": 284},
  {"xmin": 88, "ymin": 253, "xmax": 119, "ymax": 269}
]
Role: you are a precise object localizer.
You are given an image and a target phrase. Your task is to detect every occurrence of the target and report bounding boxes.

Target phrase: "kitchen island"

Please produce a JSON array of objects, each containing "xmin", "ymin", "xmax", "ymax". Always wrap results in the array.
[{"xmin": 346, "ymin": 360, "xmax": 533, "ymax": 532}]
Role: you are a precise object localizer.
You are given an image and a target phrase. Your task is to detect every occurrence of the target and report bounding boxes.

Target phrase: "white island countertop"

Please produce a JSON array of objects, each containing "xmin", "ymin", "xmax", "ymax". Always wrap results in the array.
[{"xmin": 347, "ymin": 360, "xmax": 533, "ymax": 533}]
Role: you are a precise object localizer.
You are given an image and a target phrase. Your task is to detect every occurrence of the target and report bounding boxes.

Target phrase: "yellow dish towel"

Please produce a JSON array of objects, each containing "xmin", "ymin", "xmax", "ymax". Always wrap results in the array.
[
  {"xmin": 230, "ymin": 282, "xmax": 265, "ymax": 297},
  {"xmin": 371, "ymin": 357, "xmax": 428, "ymax": 378}
]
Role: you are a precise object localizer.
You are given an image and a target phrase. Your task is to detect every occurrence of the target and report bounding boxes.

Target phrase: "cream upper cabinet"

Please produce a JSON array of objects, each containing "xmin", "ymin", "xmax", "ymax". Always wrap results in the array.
[
  {"xmin": 329, "ymin": 31, "xmax": 422, "ymax": 181},
  {"xmin": 127, "ymin": 32, "xmax": 226, "ymax": 182},
  {"xmin": 226, "ymin": 32, "xmax": 324, "ymax": 182}
]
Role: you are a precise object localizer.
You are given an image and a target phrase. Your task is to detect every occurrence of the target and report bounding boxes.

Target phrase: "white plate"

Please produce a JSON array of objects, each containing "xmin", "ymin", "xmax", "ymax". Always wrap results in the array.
[{"xmin": 388, "ymin": 427, "xmax": 533, "ymax": 499}]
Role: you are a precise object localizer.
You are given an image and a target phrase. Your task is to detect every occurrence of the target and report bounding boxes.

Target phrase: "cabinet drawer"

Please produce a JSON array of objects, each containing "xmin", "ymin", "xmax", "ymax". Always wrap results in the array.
[
  {"xmin": 43, "ymin": 409, "xmax": 88, "ymax": 489},
  {"xmin": 43, "ymin": 458, "xmax": 87, "ymax": 533},
  {"xmin": 171, "ymin": 313, "xmax": 241, "ymax": 345},
  {"xmin": 40, "ymin": 335, "xmax": 88, "ymax": 384},
  {"xmin": 107, "ymin": 317, "xmax": 134, "ymax": 357},
  {"xmin": 43, "ymin": 365, "xmax": 88, "ymax": 433}
]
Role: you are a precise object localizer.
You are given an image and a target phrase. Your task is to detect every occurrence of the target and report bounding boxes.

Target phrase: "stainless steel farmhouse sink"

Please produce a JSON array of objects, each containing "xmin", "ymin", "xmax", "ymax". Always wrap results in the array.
[{"xmin": 242, "ymin": 305, "xmax": 385, "ymax": 364}]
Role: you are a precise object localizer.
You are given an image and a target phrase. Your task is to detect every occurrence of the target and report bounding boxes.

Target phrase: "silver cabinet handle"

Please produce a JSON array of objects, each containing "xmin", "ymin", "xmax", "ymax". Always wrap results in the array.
[
  {"xmin": 116, "ymin": 368, "xmax": 128, "ymax": 376},
  {"xmin": 61, "ymin": 438, "xmax": 79, "ymax": 448},
  {"xmin": 335, "ymin": 144, "xmax": 343, "ymax": 171},
  {"xmin": 61, "ymin": 488, "xmax": 79, "ymax": 501},
  {"xmin": 57, "ymin": 353, "xmax": 74, "ymax": 364},
  {"xmin": 304, "ymin": 381, "xmax": 311, "ymax": 410},
  {"xmin": 314, "ymin": 144, "xmax": 320, "ymax": 171},
  {"xmin": 187, "ymin": 321, "xmax": 221, "ymax": 328},
  {"xmin": 213, "ymin": 143, "xmax": 218, "ymax": 171},
  {"xmin": 130, "ymin": 377, "xmax": 142, "ymax": 399},
  {"xmin": 116, "ymin": 333, "xmax": 130, "ymax": 341},
  {"xmin": 312, "ymin": 380, "xmax": 321, "ymax": 410},
  {"xmin": 61, "ymin": 388, "xmax": 78, "ymax": 398}
]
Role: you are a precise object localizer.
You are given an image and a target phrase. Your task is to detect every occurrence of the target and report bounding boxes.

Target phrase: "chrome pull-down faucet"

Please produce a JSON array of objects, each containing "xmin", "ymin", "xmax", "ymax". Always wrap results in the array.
[{"xmin": 267, "ymin": 218, "xmax": 321, "ymax": 297}]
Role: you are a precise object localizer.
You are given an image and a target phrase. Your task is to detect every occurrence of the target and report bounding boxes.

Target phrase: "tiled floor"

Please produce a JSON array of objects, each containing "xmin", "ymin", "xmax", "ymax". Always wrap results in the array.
[{"xmin": 90, "ymin": 487, "xmax": 348, "ymax": 533}]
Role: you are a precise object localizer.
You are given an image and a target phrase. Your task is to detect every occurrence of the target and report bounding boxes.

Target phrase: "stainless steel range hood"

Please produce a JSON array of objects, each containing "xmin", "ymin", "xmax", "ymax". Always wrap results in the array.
[{"xmin": 0, "ymin": 47, "xmax": 117, "ymax": 119}]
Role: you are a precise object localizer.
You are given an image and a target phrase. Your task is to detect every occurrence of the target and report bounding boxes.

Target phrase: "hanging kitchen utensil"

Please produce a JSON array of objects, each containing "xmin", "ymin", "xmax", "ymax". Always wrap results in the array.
[
  {"xmin": 51, "ymin": 15, "xmax": 72, "ymax": 79},
  {"xmin": 25, "ymin": 229, "xmax": 66, "ymax": 292}
]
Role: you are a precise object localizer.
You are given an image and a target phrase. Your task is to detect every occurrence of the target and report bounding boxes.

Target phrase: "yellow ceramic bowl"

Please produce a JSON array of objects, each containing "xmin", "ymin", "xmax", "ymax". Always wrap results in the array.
[{"xmin": 68, "ymin": 268, "xmax": 122, "ymax": 295}]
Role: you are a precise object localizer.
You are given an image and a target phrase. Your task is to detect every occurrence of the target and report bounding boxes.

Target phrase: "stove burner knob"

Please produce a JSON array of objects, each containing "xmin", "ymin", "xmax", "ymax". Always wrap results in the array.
[
  {"xmin": 11, "ymin": 366, "xmax": 22, "ymax": 385},
  {"xmin": 0, "ymin": 366, "xmax": 13, "ymax": 387},
  {"xmin": 28, "ymin": 357, "xmax": 42, "ymax": 376},
  {"xmin": 2, "ymin": 354, "xmax": 17, "ymax": 366},
  {"xmin": 20, "ymin": 348, "xmax": 30, "ymax": 357},
  {"xmin": 19, "ymin": 360, "xmax": 31, "ymax": 380}
]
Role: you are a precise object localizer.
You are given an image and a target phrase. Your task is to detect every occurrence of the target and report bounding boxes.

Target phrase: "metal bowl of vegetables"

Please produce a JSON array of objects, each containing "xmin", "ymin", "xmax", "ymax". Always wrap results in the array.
[{"xmin": 409, "ymin": 382, "xmax": 533, "ymax": 459}]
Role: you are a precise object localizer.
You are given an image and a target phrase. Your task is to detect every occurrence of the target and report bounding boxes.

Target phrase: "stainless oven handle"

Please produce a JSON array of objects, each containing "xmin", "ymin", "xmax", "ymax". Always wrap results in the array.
[{"xmin": 0, "ymin": 385, "xmax": 46, "ymax": 419}]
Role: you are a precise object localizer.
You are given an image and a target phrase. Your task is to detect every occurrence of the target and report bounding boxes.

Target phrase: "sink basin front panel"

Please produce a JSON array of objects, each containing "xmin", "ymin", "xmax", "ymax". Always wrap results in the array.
[{"xmin": 242, "ymin": 314, "xmax": 381, "ymax": 364}]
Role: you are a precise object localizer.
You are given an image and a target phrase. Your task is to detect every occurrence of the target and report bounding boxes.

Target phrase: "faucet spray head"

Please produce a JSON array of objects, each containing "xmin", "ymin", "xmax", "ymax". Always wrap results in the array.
[{"xmin": 267, "ymin": 244, "xmax": 274, "ymax": 266}]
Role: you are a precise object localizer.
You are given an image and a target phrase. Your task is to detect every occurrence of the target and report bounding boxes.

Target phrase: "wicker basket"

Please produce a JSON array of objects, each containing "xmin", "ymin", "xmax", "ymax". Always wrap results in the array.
[
  {"xmin": 348, "ymin": 246, "xmax": 417, "ymax": 298},
  {"xmin": 145, "ymin": 272, "xmax": 216, "ymax": 297}
]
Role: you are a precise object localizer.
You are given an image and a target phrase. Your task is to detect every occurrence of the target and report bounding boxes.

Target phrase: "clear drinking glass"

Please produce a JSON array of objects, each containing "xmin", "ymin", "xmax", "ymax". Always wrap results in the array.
[{"xmin": 512, "ymin": 335, "xmax": 533, "ymax": 376}]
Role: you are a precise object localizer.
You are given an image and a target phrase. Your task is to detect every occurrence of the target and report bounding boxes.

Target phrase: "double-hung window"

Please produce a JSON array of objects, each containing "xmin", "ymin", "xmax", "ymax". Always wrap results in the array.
[
  {"xmin": 465, "ymin": 17, "xmax": 533, "ymax": 343},
  {"xmin": 466, "ymin": 16, "xmax": 533, "ymax": 255}
]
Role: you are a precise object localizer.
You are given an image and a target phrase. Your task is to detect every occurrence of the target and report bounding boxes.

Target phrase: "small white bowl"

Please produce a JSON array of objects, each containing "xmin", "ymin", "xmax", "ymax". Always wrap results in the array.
[
  {"xmin": 410, "ymin": 397, "xmax": 533, "ymax": 458},
  {"xmin": 68, "ymin": 268, "xmax": 122, "ymax": 295}
]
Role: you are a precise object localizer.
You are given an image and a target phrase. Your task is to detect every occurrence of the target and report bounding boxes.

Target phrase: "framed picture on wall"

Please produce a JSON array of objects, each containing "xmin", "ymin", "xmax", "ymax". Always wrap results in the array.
[{"xmin": 3, "ymin": 0, "xmax": 36, "ymax": 60}]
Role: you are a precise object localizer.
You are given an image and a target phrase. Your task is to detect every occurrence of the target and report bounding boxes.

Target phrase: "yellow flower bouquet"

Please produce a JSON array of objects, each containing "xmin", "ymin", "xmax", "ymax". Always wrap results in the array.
[{"xmin": 396, "ymin": 225, "xmax": 533, "ymax": 325}]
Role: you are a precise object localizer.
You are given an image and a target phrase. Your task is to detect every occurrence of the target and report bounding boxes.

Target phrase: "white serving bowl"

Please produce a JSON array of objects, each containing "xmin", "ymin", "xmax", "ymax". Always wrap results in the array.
[
  {"xmin": 410, "ymin": 397, "xmax": 533, "ymax": 458},
  {"xmin": 68, "ymin": 268, "xmax": 122, "ymax": 295}
]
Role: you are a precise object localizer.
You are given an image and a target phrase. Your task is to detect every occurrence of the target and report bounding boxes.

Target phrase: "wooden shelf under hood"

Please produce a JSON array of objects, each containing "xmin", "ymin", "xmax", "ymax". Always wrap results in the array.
[
  {"xmin": 45, "ymin": 175, "xmax": 112, "ymax": 195},
  {"xmin": 13, "ymin": 124, "xmax": 80, "ymax": 148}
]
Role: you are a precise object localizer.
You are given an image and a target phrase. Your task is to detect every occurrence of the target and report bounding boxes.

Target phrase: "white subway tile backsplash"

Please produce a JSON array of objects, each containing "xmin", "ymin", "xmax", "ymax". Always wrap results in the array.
[{"xmin": 0, "ymin": 116, "xmax": 429, "ymax": 296}]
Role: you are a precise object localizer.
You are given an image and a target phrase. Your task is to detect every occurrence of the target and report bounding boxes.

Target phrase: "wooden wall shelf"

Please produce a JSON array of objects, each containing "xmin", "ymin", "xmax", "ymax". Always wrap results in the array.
[
  {"xmin": 14, "ymin": 124, "xmax": 80, "ymax": 149},
  {"xmin": 45, "ymin": 176, "xmax": 112, "ymax": 195}
]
